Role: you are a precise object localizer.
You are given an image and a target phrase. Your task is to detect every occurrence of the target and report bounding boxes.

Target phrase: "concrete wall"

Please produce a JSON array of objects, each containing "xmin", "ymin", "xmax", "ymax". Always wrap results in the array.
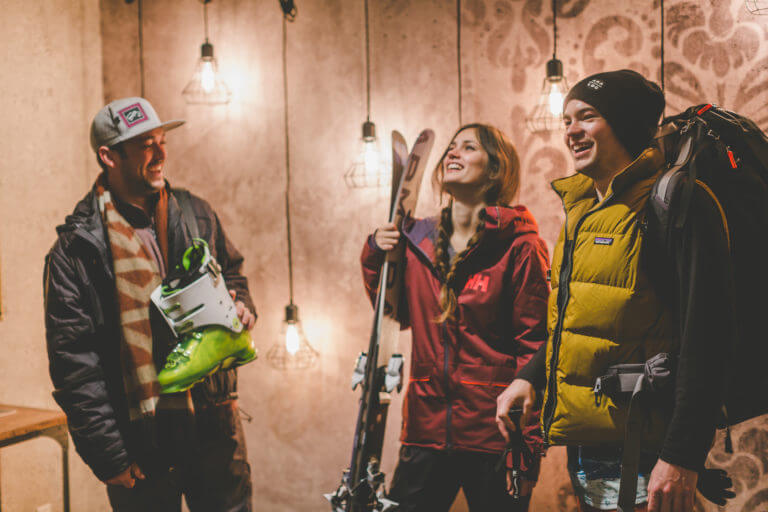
[
  {"xmin": 0, "ymin": 1, "xmax": 106, "ymax": 511},
  {"xmin": 1, "ymin": 0, "xmax": 767, "ymax": 511}
]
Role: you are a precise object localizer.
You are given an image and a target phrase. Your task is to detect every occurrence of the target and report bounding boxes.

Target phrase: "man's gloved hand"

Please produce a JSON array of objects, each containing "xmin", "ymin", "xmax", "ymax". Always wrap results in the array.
[{"xmin": 697, "ymin": 468, "xmax": 735, "ymax": 506}]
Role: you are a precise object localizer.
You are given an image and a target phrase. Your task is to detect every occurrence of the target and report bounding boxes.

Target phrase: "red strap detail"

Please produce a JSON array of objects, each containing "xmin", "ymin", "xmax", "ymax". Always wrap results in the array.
[
  {"xmin": 697, "ymin": 104, "xmax": 713, "ymax": 115},
  {"xmin": 728, "ymin": 150, "xmax": 737, "ymax": 169},
  {"xmin": 459, "ymin": 380, "xmax": 508, "ymax": 387}
]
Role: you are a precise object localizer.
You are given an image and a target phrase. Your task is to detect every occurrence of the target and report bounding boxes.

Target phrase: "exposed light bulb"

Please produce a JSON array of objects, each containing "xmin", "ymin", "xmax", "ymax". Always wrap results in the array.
[
  {"xmin": 182, "ymin": 42, "xmax": 232, "ymax": 105},
  {"xmin": 345, "ymin": 121, "xmax": 389, "ymax": 188},
  {"xmin": 200, "ymin": 60, "xmax": 216, "ymax": 93},
  {"xmin": 526, "ymin": 58, "xmax": 569, "ymax": 133},
  {"xmin": 266, "ymin": 304, "xmax": 318, "ymax": 370},
  {"xmin": 363, "ymin": 139, "xmax": 382, "ymax": 176},
  {"xmin": 548, "ymin": 84, "xmax": 565, "ymax": 116},
  {"xmin": 285, "ymin": 323, "xmax": 300, "ymax": 355}
]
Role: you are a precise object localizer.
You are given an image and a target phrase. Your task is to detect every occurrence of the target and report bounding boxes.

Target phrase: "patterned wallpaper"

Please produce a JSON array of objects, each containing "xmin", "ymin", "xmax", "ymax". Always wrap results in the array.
[{"xmin": 460, "ymin": 0, "xmax": 768, "ymax": 251}]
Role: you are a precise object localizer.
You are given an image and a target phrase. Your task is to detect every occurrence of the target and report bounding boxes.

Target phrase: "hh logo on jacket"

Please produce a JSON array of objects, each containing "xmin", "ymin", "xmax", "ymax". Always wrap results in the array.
[{"xmin": 463, "ymin": 272, "xmax": 489, "ymax": 293}]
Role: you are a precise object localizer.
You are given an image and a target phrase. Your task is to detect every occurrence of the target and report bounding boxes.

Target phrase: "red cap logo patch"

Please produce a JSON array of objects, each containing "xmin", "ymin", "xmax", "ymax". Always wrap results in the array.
[{"xmin": 118, "ymin": 103, "xmax": 148, "ymax": 127}]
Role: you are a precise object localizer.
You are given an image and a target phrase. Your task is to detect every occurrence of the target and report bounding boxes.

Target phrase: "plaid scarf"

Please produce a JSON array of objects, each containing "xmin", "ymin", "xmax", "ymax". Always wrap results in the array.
[{"xmin": 95, "ymin": 174, "xmax": 193, "ymax": 422}]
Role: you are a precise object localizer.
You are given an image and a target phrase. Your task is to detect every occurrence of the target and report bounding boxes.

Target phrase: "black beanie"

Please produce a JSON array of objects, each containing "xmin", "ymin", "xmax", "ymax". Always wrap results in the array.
[{"xmin": 564, "ymin": 69, "xmax": 665, "ymax": 159}]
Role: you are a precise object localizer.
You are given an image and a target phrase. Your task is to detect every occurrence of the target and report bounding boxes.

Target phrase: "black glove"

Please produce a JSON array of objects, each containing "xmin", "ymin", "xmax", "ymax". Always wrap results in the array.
[{"xmin": 697, "ymin": 468, "xmax": 735, "ymax": 506}]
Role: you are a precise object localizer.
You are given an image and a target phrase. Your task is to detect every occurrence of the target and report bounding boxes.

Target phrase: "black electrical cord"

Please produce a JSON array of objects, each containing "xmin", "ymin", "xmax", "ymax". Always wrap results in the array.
[
  {"xmin": 138, "ymin": 0, "xmax": 145, "ymax": 97},
  {"xmin": 552, "ymin": 0, "xmax": 557, "ymax": 60},
  {"xmin": 365, "ymin": 0, "xmax": 371, "ymax": 122},
  {"xmin": 281, "ymin": 12, "xmax": 295, "ymax": 304},
  {"xmin": 203, "ymin": 0, "xmax": 210, "ymax": 43},
  {"xmin": 660, "ymin": 0, "xmax": 665, "ymax": 93},
  {"xmin": 457, "ymin": 0, "xmax": 463, "ymax": 126}
]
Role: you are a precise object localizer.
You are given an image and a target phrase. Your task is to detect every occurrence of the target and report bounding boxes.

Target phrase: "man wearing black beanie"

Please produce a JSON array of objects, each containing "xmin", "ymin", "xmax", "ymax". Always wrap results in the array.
[{"xmin": 496, "ymin": 69, "xmax": 733, "ymax": 512}]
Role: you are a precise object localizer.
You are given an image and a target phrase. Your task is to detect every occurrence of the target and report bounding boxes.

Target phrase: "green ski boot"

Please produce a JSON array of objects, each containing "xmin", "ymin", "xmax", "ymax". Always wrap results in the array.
[
  {"xmin": 151, "ymin": 239, "xmax": 258, "ymax": 394},
  {"xmin": 158, "ymin": 326, "xmax": 257, "ymax": 394}
]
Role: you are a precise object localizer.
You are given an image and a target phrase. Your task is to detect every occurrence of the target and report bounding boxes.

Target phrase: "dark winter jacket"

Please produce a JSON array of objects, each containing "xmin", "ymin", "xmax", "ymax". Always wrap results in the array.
[
  {"xmin": 43, "ymin": 182, "xmax": 254, "ymax": 482},
  {"xmin": 360, "ymin": 206, "xmax": 550, "ymax": 472}
]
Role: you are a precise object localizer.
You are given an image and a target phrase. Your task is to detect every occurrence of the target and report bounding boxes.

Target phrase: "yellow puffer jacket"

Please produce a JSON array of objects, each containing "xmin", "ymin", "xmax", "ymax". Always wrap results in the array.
[{"xmin": 541, "ymin": 147, "xmax": 676, "ymax": 447}]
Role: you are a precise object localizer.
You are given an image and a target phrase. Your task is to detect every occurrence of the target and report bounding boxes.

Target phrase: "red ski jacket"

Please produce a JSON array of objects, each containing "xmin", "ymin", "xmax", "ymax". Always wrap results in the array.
[{"xmin": 361, "ymin": 205, "xmax": 549, "ymax": 472}]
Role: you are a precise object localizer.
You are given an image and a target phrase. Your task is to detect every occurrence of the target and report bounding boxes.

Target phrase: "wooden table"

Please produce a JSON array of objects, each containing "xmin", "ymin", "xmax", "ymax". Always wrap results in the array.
[{"xmin": 0, "ymin": 405, "xmax": 69, "ymax": 512}]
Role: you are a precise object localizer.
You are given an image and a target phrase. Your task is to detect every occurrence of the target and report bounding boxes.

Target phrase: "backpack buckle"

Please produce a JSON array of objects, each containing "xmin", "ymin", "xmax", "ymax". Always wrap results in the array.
[{"xmin": 593, "ymin": 377, "xmax": 603, "ymax": 406}]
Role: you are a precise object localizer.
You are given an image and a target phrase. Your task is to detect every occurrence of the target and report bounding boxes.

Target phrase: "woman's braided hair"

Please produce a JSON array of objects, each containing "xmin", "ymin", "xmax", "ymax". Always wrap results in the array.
[{"xmin": 432, "ymin": 124, "xmax": 521, "ymax": 323}]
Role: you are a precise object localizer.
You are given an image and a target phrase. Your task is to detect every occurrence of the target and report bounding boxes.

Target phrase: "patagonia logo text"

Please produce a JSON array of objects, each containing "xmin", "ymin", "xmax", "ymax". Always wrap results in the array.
[
  {"xmin": 463, "ymin": 273, "xmax": 490, "ymax": 293},
  {"xmin": 594, "ymin": 237, "xmax": 614, "ymax": 245},
  {"xmin": 118, "ymin": 103, "xmax": 148, "ymax": 127}
]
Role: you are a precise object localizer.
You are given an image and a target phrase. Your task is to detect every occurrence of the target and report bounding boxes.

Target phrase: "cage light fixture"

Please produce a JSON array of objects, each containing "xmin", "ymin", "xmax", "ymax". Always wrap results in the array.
[
  {"xmin": 526, "ymin": 0, "xmax": 569, "ymax": 133},
  {"xmin": 182, "ymin": 0, "xmax": 232, "ymax": 105},
  {"xmin": 267, "ymin": 304, "xmax": 318, "ymax": 370},
  {"xmin": 746, "ymin": 0, "xmax": 768, "ymax": 14},
  {"xmin": 344, "ymin": 0, "xmax": 388, "ymax": 189}
]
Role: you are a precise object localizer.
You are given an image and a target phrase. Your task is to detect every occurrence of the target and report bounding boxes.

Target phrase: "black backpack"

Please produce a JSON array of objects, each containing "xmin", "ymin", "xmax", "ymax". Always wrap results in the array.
[{"xmin": 651, "ymin": 104, "xmax": 768, "ymax": 428}]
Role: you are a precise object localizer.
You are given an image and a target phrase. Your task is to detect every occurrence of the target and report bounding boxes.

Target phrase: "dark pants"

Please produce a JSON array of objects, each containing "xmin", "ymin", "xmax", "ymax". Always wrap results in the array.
[
  {"xmin": 107, "ymin": 401, "xmax": 252, "ymax": 512},
  {"xmin": 387, "ymin": 445, "xmax": 531, "ymax": 512}
]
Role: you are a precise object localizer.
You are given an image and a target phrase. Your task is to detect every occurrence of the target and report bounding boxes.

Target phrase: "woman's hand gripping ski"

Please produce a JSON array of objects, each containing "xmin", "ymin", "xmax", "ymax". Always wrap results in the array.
[{"xmin": 374, "ymin": 223, "xmax": 401, "ymax": 252}]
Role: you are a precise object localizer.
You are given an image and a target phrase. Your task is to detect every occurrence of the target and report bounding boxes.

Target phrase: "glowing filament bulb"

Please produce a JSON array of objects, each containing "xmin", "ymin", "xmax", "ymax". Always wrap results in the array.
[
  {"xmin": 285, "ymin": 323, "xmax": 300, "ymax": 355},
  {"xmin": 200, "ymin": 60, "xmax": 216, "ymax": 93},
  {"xmin": 363, "ymin": 140, "xmax": 380, "ymax": 176},
  {"xmin": 548, "ymin": 85, "xmax": 565, "ymax": 116}
]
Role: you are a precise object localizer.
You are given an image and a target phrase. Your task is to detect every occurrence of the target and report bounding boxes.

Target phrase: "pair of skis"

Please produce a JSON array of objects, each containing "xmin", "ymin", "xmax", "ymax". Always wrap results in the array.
[{"xmin": 325, "ymin": 129, "xmax": 435, "ymax": 512}]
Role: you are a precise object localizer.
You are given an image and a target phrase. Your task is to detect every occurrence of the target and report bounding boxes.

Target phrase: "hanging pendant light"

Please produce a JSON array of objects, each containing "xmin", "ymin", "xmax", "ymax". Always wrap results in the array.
[
  {"xmin": 746, "ymin": 0, "xmax": 768, "ymax": 14},
  {"xmin": 344, "ymin": 0, "xmax": 388, "ymax": 188},
  {"xmin": 182, "ymin": 0, "xmax": 232, "ymax": 105},
  {"xmin": 526, "ymin": 0, "xmax": 569, "ymax": 133},
  {"xmin": 267, "ymin": 304, "xmax": 318, "ymax": 369},
  {"xmin": 266, "ymin": 0, "xmax": 318, "ymax": 371}
]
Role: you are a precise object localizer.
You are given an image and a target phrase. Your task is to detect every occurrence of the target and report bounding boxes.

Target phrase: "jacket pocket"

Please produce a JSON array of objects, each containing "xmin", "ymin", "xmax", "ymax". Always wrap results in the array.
[
  {"xmin": 456, "ymin": 364, "xmax": 516, "ymax": 400},
  {"xmin": 402, "ymin": 364, "xmax": 443, "ymax": 443},
  {"xmin": 407, "ymin": 364, "xmax": 438, "ymax": 398}
]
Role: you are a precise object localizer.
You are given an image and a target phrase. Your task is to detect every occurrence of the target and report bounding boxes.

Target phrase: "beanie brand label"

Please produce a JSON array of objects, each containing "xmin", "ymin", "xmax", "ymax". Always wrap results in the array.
[
  {"xmin": 118, "ymin": 103, "xmax": 149, "ymax": 127},
  {"xmin": 587, "ymin": 79, "xmax": 604, "ymax": 90},
  {"xmin": 594, "ymin": 237, "xmax": 614, "ymax": 245}
]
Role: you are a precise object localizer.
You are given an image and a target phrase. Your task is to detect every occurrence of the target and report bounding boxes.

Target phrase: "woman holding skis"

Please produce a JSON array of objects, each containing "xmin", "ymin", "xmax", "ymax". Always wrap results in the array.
[{"xmin": 361, "ymin": 123, "xmax": 550, "ymax": 512}]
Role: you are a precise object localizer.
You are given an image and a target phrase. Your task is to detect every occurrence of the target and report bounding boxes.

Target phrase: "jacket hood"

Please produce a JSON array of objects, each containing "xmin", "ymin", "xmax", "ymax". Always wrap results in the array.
[
  {"xmin": 482, "ymin": 205, "xmax": 540, "ymax": 238},
  {"xmin": 403, "ymin": 205, "xmax": 540, "ymax": 263}
]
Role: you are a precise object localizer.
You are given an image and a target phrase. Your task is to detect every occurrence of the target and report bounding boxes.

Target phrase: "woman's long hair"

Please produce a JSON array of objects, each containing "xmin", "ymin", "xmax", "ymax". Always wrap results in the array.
[{"xmin": 432, "ymin": 123, "xmax": 521, "ymax": 323}]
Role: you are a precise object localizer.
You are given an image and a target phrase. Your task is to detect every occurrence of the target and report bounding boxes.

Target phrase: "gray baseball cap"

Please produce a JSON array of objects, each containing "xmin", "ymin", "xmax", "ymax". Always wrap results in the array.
[{"xmin": 90, "ymin": 97, "xmax": 185, "ymax": 152}]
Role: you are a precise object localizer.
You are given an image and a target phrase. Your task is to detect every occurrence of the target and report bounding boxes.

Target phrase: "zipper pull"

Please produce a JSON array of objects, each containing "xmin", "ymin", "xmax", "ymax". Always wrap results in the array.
[{"xmin": 593, "ymin": 377, "xmax": 603, "ymax": 406}]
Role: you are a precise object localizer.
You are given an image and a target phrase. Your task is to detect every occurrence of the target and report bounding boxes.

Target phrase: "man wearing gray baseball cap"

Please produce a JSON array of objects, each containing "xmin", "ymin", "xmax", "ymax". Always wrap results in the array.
[{"xmin": 44, "ymin": 97, "xmax": 257, "ymax": 511}]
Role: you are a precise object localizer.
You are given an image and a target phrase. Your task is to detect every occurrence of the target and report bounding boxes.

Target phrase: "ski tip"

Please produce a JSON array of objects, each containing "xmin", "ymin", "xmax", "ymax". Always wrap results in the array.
[{"xmin": 415, "ymin": 129, "xmax": 435, "ymax": 143}]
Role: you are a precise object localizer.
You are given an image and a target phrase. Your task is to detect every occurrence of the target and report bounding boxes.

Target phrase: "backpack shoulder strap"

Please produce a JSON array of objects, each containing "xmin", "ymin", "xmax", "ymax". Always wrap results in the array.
[
  {"xmin": 649, "ymin": 135, "xmax": 692, "ymax": 247},
  {"xmin": 171, "ymin": 188, "xmax": 200, "ymax": 240}
]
